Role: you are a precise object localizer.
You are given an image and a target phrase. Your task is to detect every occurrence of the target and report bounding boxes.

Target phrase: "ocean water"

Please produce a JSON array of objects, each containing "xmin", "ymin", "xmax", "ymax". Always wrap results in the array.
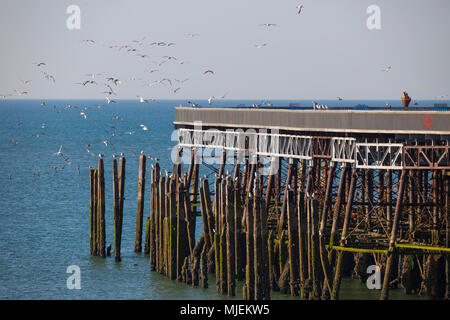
[{"xmin": 0, "ymin": 98, "xmax": 442, "ymax": 300}]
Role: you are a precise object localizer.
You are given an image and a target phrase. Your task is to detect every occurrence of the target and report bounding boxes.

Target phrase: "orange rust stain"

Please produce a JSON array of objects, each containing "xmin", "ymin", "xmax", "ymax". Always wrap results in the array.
[{"xmin": 423, "ymin": 115, "xmax": 433, "ymax": 129}]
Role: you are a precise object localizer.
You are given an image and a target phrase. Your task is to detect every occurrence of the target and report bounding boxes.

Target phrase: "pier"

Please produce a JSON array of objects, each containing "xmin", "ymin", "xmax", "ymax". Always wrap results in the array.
[{"xmin": 90, "ymin": 105, "xmax": 450, "ymax": 300}]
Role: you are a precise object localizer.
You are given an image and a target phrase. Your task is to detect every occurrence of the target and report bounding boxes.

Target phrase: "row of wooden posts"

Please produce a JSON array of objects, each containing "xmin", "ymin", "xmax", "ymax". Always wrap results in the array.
[{"xmin": 89, "ymin": 152, "xmax": 449, "ymax": 300}]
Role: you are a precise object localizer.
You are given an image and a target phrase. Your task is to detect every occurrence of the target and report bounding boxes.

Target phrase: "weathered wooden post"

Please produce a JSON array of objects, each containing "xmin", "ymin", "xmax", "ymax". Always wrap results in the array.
[
  {"xmin": 297, "ymin": 189, "xmax": 307, "ymax": 299},
  {"xmin": 144, "ymin": 217, "xmax": 151, "ymax": 254},
  {"xmin": 244, "ymin": 190, "xmax": 255, "ymax": 300},
  {"xmin": 381, "ymin": 170, "xmax": 407, "ymax": 300},
  {"xmin": 134, "ymin": 153, "xmax": 146, "ymax": 252},
  {"xmin": 331, "ymin": 167, "xmax": 357, "ymax": 300},
  {"xmin": 319, "ymin": 164, "xmax": 335, "ymax": 298},
  {"xmin": 286, "ymin": 188, "xmax": 299, "ymax": 296},
  {"xmin": 117, "ymin": 155, "xmax": 126, "ymax": 259},
  {"xmin": 97, "ymin": 155, "xmax": 106, "ymax": 258},
  {"xmin": 158, "ymin": 174, "xmax": 166, "ymax": 274},
  {"xmin": 219, "ymin": 178, "xmax": 228, "ymax": 294},
  {"xmin": 200, "ymin": 243, "xmax": 208, "ymax": 288},
  {"xmin": 90, "ymin": 168, "xmax": 95, "ymax": 255},
  {"xmin": 226, "ymin": 177, "xmax": 236, "ymax": 296},
  {"xmin": 112, "ymin": 157, "xmax": 121, "ymax": 262}
]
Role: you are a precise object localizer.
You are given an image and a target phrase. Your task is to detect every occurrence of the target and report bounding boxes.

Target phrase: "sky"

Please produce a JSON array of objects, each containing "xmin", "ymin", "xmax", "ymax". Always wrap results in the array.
[{"xmin": 0, "ymin": 0, "xmax": 449, "ymax": 100}]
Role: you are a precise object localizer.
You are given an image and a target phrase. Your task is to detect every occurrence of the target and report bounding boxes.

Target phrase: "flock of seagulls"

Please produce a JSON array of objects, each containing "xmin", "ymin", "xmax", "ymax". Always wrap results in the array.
[{"xmin": 3, "ymin": 3, "xmax": 449, "ymax": 183}]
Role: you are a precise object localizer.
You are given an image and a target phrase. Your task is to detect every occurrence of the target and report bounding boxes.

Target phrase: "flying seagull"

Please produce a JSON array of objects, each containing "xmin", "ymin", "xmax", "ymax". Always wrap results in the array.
[
  {"xmin": 105, "ymin": 96, "xmax": 116, "ymax": 104},
  {"xmin": 296, "ymin": 4, "xmax": 304, "ymax": 14},
  {"xmin": 254, "ymin": 43, "xmax": 267, "ymax": 48},
  {"xmin": 204, "ymin": 70, "xmax": 214, "ymax": 75},
  {"xmin": 137, "ymin": 95, "xmax": 149, "ymax": 103},
  {"xmin": 381, "ymin": 66, "xmax": 392, "ymax": 72}
]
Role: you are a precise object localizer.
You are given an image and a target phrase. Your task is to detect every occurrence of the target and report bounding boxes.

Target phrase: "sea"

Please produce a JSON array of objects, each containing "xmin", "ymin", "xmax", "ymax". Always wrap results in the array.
[{"xmin": 1, "ymin": 98, "xmax": 446, "ymax": 300}]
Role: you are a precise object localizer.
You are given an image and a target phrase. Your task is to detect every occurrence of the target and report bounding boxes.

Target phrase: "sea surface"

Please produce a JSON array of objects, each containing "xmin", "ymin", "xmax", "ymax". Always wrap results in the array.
[{"xmin": 1, "ymin": 98, "xmax": 445, "ymax": 300}]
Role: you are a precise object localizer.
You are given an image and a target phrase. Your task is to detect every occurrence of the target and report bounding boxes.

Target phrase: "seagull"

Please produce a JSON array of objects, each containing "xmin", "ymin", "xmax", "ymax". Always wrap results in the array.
[
  {"xmin": 132, "ymin": 37, "xmax": 146, "ymax": 45},
  {"xmin": 9, "ymin": 139, "xmax": 18, "ymax": 145},
  {"xmin": 14, "ymin": 90, "xmax": 28, "ymax": 96},
  {"xmin": 218, "ymin": 92, "xmax": 228, "ymax": 99},
  {"xmin": 80, "ymin": 111, "xmax": 87, "ymax": 119},
  {"xmin": 32, "ymin": 62, "xmax": 46, "ymax": 67},
  {"xmin": 54, "ymin": 145, "xmax": 63, "ymax": 156},
  {"xmin": 77, "ymin": 80, "xmax": 97, "ymax": 86},
  {"xmin": 32, "ymin": 133, "xmax": 45, "ymax": 138},
  {"xmin": 381, "ymin": 66, "xmax": 392, "ymax": 72},
  {"xmin": 81, "ymin": 40, "xmax": 95, "ymax": 44},
  {"xmin": 187, "ymin": 101, "xmax": 200, "ymax": 107},
  {"xmin": 259, "ymin": 23, "xmax": 277, "ymax": 27},
  {"xmin": 105, "ymin": 96, "xmax": 116, "ymax": 104},
  {"xmin": 106, "ymin": 77, "xmax": 121, "ymax": 85},
  {"xmin": 20, "ymin": 80, "xmax": 32, "ymax": 85},
  {"xmin": 208, "ymin": 96, "xmax": 214, "ymax": 105},
  {"xmin": 254, "ymin": 43, "xmax": 267, "ymax": 48},
  {"xmin": 185, "ymin": 33, "xmax": 200, "ymax": 38},
  {"xmin": 337, "ymin": 97, "xmax": 343, "ymax": 100},
  {"xmin": 137, "ymin": 95, "xmax": 149, "ymax": 103},
  {"xmin": 204, "ymin": 70, "xmax": 214, "ymax": 75},
  {"xmin": 296, "ymin": 4, "xmax": 304, "ymax": 14},
  {"xmin": 12, "ymin": 121, "xmax": 23, "ymax": 128},
  {"xmin": 101, "ymin": 140, "xmax": 113, "ymax": 147},
  {"xmin": 173, "ymin": 87, "xmax": 181, "ymax": 94},
  {"xmin": 140, "ymin": 124, "xmax": 148, "ymax": 131},
  {"xmin": 41, "ymin": 71, "xmax": 55, "ymax": 82}
]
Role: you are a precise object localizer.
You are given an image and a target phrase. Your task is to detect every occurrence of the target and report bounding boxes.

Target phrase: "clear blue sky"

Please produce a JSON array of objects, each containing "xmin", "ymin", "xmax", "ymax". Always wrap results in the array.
[{"xmin": 1, "ymin": 0, "xmax": 449, "ymax": 100}]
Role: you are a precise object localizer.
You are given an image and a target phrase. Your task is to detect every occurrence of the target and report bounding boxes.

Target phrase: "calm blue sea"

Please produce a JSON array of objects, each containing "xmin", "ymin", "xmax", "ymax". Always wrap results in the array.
[{"xmin": 1, "ymin": 98, "xmax": 443, "ymax": 300}]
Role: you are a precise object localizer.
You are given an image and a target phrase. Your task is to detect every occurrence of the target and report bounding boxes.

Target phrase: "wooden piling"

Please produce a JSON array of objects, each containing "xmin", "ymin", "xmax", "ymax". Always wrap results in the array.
[
  {"xmin": 226, "ymin": 177, "xmax": 236, "ymax": 296},
  {"xmin": 319, "ymin": 164, "xmax": 335, "ymax": 298},
  {"xmin": 331, "ymin": 167, "xmax": 357, "ymax": 300},
  {"xmin": 117, "ymin": 156, "xmax": 126, "ymax": 259},
  {"xmin": 89, "ymin": 168, "xmax": 95, "ymax": 256},
  {"xmin": 97, "ymin": 157, "xmax": 106, "ymax": 258},
  {"xmin": 112, "ymin": 158, "xmax": 121, "ymax": 262},
  {"xmin": 380, "ymin": 169, "xmax": 407, "ymax": 300},
  {"xmin": 297, "ymin": 190, "xmax": 308, "ymax": 299},
  {"xmin": 245, "ymin": 190, "xmax": 255, "ymax": 299},
  {"xmin": 200, "ymin": 242, "xmax": 208, "ymax": 288},
  {"xmin": 134, "ymin": 154, "xmax": 147, "ymax": 253},
  {"xmin": 286, "ymin": 189, "xmax": 299, "ymax": 296}
]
